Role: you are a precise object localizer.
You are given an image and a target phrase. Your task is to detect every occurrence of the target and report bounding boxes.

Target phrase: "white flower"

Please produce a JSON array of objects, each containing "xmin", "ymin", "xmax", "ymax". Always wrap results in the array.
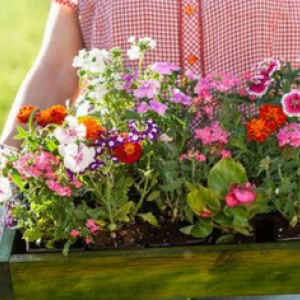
[
  {"xmin": 90, "ymin": 83, "xmax": 108, "ymax": 102},
  {"xmin": 76, "ymin": 101, "xmax": 90, "ymax": 117},
  {"xmin": 0, "ymin": 177, "xmax": 12, "ymax": 203},
  {"xmin": 59, "ymin": 144, "xmax": 95, "ymax": 173},
  {"xmin": 72, "ymin": 49, "xmax": 87, "ymax": 68},
  {"xmin": 127, "ymin": 45, "xmax": 140, "ymax": 60},
  {"xmin": 159, "ymin": 134, "xmax": 173, "ymax": 143},
  {"xmin": 128, "ymin": 36, "xmax": 136, "ymax": 44},
  {"xmin": 140, "ymin": 37, "xmax": 156, "ymax": 49},
  {"xmin": 54, "ymin": 116, "xmax": 86, "ymax": 145}
]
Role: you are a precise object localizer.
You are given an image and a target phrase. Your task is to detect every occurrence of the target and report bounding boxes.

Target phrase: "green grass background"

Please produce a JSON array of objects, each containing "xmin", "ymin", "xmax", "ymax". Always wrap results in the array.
[{"xmin": 0, "ymin": 1, "xmax": 49, "ymax": 132}]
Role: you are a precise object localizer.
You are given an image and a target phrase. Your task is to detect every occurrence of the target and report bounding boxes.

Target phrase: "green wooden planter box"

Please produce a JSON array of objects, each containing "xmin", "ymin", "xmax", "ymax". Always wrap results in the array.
[{"xmin": 1, "ymin": 226, "xmax": 300, "ymax": 300}]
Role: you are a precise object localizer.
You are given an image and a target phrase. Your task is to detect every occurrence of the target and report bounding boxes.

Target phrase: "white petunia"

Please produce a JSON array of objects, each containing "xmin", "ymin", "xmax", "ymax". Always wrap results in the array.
[
  {"xmin": 127, "ymin": 45, "xmax": 140, "ymax": 60},
  {"xmin": 59, "ymin": 144, "xmax": 95, "ymax": 173},
  {"xmin": 76, "ymin": 101, "xmax": 91, "ymax": 117},
  {"xmin": 128, "ymin": 36, "xmax": 136, "ymax": 44},
  {"xmin": 159, "ymin": 134, "xmax": 173, "ymax": 143},
  {"xmin": 0, "ymin": 177, "xmax": 12, "ymax": 203},
  {"xmin": 54, "ymin": 116, "xmax": 87, "ymax": 145}
]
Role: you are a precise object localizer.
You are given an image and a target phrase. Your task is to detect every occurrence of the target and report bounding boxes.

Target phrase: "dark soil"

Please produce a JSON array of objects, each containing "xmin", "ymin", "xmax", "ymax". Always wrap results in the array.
[
  {"xmin": 12, "ymin": 213, "xmax": 300, "ymax": 254},
  {"xmin": 273, "ymin": 213, "xmax": 300, "ymax": 241}
]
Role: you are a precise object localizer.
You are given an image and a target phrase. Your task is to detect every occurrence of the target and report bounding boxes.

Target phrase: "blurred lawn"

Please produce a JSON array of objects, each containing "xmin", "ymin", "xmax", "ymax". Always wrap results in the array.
[{"xmin": 0, "ymin": 1, "xmax": 49, "ymax": 132}]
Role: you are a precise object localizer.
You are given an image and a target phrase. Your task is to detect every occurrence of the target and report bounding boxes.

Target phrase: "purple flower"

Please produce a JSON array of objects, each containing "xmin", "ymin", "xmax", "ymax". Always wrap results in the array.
[
  {"xmin": 122, "ymin": 71, "xmax": 139, "ymax": 91},
  {"xmin": 151, "ymin": 62, "xmax": 181, "ymax": 75},
  {"xmin": 185, "ymin": 69, "xmax": 198, "ymax": 81},
  {"xmin": 137, "ymin": 102, "xmax": 150, "ymax": 114},
  {"xmin": 134, "ymin": 80, "xmax": 160, "ymax": 99},
  {"xmin": 149, "ymin": 100, "xmax": 168, "ymax": 116},
  {"xmin": 171, "ymin": 89, "xmax": 192, "ymax": 106}
]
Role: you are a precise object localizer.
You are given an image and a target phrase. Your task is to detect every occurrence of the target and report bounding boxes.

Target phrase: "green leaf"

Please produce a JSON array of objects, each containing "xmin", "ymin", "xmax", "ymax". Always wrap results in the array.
[
  {"xmin": 137, "ymin": 213, "xmax": 158, "ymax": 226},
  {"xmin": 147, "ymin": 191, "xmax": 161, "ymax": 202},
  {"xmin": 190, "ymin": 221, "xmax": 214, "ymax": 238},
  {"xmin": 14, "ymin": 126, "xmax": 28, "ymax": 140},
  {"xmin": 216, "ymin": 234, "xmax": 234, "ymax": 244},
  {"xmin": 11, "ymin": 171, "xmax": 25, "ymax": 190},
  {"xmin": 180, "ymin": 225, "xmax": 194, "ymax": 235},
  {"xmin": 197, "ymin": 186, "xmax": 221, "ymax": 211},
  {"xmin": 208, "ymin": 158, "xmax": 248, "ymax": 199},
  {"xmin": 185, "ymin": 181, "xmax": 198, "ymax": 192},
  {"xmin": 46, "ymin": 139, "xmax": 58, "ymax": 152},
  {"xmin": 187, "ymin": 191, "xmax": 205, "ymax": 215}
]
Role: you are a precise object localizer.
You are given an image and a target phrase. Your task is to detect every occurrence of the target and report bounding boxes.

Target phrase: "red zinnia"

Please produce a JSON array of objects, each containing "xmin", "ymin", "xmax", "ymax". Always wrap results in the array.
[
  {"xmin": 17, "ymin": 106, "xmax": 39, "ymax": 124},
  {"xmin": 259, "ymin": 104, "xmax": 287, "ymax": 131},
  {"xmin": 246, "ymin": 118, "xmax": 272, "ymax": 143},
  {"xmin": 113, "ymin": 141, "xmax": 142, "ymax": 164}
]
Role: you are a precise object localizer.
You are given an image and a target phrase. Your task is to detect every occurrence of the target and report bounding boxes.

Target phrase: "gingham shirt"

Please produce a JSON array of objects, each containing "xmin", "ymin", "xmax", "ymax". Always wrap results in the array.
[{"xmin": 52, "ymin": 0, "xmax": 300, "ymax": 77}]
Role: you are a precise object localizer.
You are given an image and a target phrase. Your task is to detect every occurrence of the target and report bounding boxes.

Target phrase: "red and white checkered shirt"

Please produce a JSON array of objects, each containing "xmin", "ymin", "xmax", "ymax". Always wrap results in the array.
[{"xmin": 52, "ymin": 0, "xmax": 300, "ymax": 77}]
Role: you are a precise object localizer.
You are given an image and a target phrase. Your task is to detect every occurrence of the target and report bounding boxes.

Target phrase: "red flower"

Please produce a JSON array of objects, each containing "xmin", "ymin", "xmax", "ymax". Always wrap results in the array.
[
  {"xmin": 259, "ymin": 104, "xmax": 287, "ymax": 131},
  {"xmin": 246, "ymin": 118, "xmax": 272, "ymax": 142},
  {"xmin": 17, "ymin": 106, "xmax": 39, "ymax": 124},
  {"xmin": 114, "ymin": 141, "xmax": 142, "ymax": 164},
  {"xmin": 36, "ymin": 110, "xmax": 51, "ymax": 127},
  {"xmin": 36, "ymin": 105, "xmax": 67, "ymax": 127}
]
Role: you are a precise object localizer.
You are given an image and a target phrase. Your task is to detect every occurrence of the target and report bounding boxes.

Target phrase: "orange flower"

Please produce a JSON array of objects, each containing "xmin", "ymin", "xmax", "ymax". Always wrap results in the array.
[
  {"xmin": 259, "ymin": 104, "xmax": 287, "ymax": 131},
  {"xmin": 187, "ymin": 54, "xmax": 198, "ymax": 65},
  {"xmin": 246, "ymin": 118, "xmax": 272, "ymax": 142},
  {"xmin": 17, "ymin": 106, "xmax": 39, "ymax": 124},
  {"xmin": 36, "ymin": 110, "xmax": 51, "ymax": 127},
  {"xmin": 78, "ymin": 116, "xmax": 105, "ymax": 143},
  {"xmin": 185, "ymin": 4, "xmax": 196, "ymax": 15},
  {"xmin": 48, "ymin": 105, "xmax": 67, "ymax": 125},
  {"xmin": 113, "ymin": 141, "xmax": 142, "ymax": 164}
]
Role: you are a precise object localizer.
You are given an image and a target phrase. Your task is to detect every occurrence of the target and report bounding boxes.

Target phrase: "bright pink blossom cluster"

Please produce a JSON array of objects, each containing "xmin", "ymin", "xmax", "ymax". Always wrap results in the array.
[
  {"xmin": 86, "ymin": 219, "xmax": 100, "ymax": 234},
  {"xmin": 225, "ymin": 183, "xmax": 257, "ymax": 207},
  {"xmin": 277, "ymin": 123, "xmax": 300, "ymax": 147},
  {"xmin": 13, "ymin": 151, "xmax": 82, "ymax": 197},
  {"xmin": 195, "ymin": 122, "xmax": 230, "ymax": 145}
]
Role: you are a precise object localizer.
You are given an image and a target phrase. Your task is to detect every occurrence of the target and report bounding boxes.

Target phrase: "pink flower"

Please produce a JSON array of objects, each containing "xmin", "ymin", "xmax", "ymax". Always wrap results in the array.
[
  {"xmin": 225, "ymin": 183, "xmax": 257, "ymax": 207},
  {"xmin": 195, "ymin": 154, "xmax": 206, "ymax": 162},
  {"xmin": 85, "ymin": 238, "xmax": 92, "ymax": 245},
  {"xmin": 195, "ymin": 122, "xmax": 230, "ymax": 145},
  {"xmin": 151, "ymin": 62, "xmax": 180, "ymax": 75},
  {"xmin": 134, "ymin": 80, "xmax": 160, "ymax": 99},
  {"xmin": 149, "ymin": 100, "xmax": 168, "ymax": 116},
  {"xmin": 171, "ymin": 89, "xmax": 192, "ymax": 106},
  {"xmin": 137, "ymin": 102, "xmax": 150, "ymax": 114},
  {"xmin": 277, "ymin": 123, "xmax": 300, "ymax": 147},
  {"xmin": 86, "ymin": 219, "xmax": 100, "ymax": 234},
  {"xmin": 281, "ymin": 90, "xmax": 300, "ymax": 117},
  {"xmin": 247, "ymin": 74, "xmax": 271, "ymax": 98},
  {"xmin": 70, "ymin": 229, "xmax": 80, "ymax": 238},
  {"xmin": 238, "ymin": 88, "xmax": 247, "ymax": 97},
  {"xmin": 179, "ymin": 154, "xmax": 187, "ymax": 162},
  {"xmin": 46, "ymin": 180, "xmax": 72, "ymax": 197},
  {"xmin": 185, "ymin": 69, "xmax": 199, "ymax": 81},
  {"xmin": 221, "ymin": 150, "xmax": 232, "ymax": 159},
  {"xmin": 200, "ymin": 208, "xmax": 213, "ymax": 218}
]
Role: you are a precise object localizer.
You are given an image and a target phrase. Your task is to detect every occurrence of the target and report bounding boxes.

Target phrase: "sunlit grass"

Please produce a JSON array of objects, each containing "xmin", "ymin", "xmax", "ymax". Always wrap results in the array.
[{"xmin": 0, "ymin": 0, "xmax": 49, "ymax": 132}]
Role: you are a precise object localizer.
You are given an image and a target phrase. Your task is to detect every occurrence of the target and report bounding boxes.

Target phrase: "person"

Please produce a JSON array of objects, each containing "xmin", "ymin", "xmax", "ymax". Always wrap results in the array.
[{"xmin": 1, "ymin": 0, "xmax": 300, "ymax": 148}]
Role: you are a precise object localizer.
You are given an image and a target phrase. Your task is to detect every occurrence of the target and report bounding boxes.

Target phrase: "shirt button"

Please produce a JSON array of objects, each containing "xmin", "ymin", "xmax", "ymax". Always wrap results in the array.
[
  {"xmin": 187, "ymin": 54, "xmax": 198, "ymax": 65},
  {"xmin": 185, "ymin": 4, "xmax": 196, "ymax": 16}
]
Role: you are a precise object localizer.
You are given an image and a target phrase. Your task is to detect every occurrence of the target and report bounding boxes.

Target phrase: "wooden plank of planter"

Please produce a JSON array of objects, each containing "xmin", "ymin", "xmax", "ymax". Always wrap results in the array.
[
  {"xmin": 6, "ymin": 237, "xmax": 300, "ymax": 300},
  {"xmin": 0, "ymin": 228, "xmax": 15, "ymax": 300}
]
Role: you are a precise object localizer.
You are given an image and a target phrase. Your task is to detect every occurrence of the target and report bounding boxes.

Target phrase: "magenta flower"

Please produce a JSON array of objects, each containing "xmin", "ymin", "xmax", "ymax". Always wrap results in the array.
[
  {"xmin": 277, "ymin": 123, "xmax": 300, "ymax": 147},
  {"xmin": 247, "ymin": 74, "xmax": 271, "ymax": 98},
  {"xmin": 122, "ymin": 71, "xmax": 139, "ymax": 91},
  {"xmin": 85, "ymin": 238, "xmax": 92, "ymax": 245},
  {"xmin": 171, "ymin": 89, "xmax": 192, "ymax": 106},
  {"xmin": 151, "ymin": 62, "xmax": 180, "ymax": 75},
  {"xmin": 149, "ymin": 100, "xmax": 168, "ymax": 116},
  {"xmin": 86, "ymin": 219, "xmax": 100, "ymax": 234},
  {"xmin": 225, "ymin": 183, "xmax": 257, "ymax": 207},
  {"xmin": 134, "ymin": 80, "xmax": 160, "ymax": 99},
  {"xmin": 200, "ymin": 208, "xmax": 213, "ymax": 218},
  {"xmin": 46, "ymin": 180, "xmax": 72, "ymax": 197},
  {"xmin": 281, "ymin": 90, "xmax": 300, "ymax": 117}
]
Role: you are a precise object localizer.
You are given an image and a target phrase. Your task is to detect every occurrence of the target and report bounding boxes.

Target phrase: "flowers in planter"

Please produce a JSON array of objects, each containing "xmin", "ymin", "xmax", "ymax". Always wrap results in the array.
[{"xmin": 3, "ymin": 37, "xmax": 300, "ymax": 253}]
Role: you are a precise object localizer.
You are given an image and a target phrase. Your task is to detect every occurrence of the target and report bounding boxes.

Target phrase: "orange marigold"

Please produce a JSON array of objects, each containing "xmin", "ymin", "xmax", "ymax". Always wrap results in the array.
[
  {"xmin": 48, "ymin": 105, "xmax": 67, "ymax": 125},
  {"xmin": 259, "ymin": 104, "xmax": 287, "ymax": 131},
  {"xmin": 36, "ymin": 110, "xmax": 51, "ymax": 127},
  {"xmin": 246, "ymin": 118, "xmax": 272, "ymax": 143},
  {"xmin": 78, "ymin": 116, "xmax": 105, "ymax": 143},
  {"xmin": 17, "ymin": 106, "xmax": 39, "ymax": 124}
]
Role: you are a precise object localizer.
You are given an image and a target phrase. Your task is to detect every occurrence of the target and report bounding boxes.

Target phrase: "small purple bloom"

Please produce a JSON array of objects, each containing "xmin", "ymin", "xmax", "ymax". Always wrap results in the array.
[
  {"xmin": 122, "ymin": 71, "xmax": 139, "ymax": 91},
  {"xmin": 151, "ymin": 62, "xmax": 180, "ymax": 75},
  {"xmin": 137, "ymin": 102, "xmax": 150, "ymax": 114},
  {"xmin": 149, "ymin": 100, "xmax": 168, "ymax": 116},
  {"xmin": 185, "ymin": 69, "xmax": 198, "ymax": 81},
  {"xmin": 171, "ymin": 89, "xmax": 192, "ymax": 106},
  {"xmin": 134, "ymin": 80, "xmax": 160, "ymax": 99}
]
